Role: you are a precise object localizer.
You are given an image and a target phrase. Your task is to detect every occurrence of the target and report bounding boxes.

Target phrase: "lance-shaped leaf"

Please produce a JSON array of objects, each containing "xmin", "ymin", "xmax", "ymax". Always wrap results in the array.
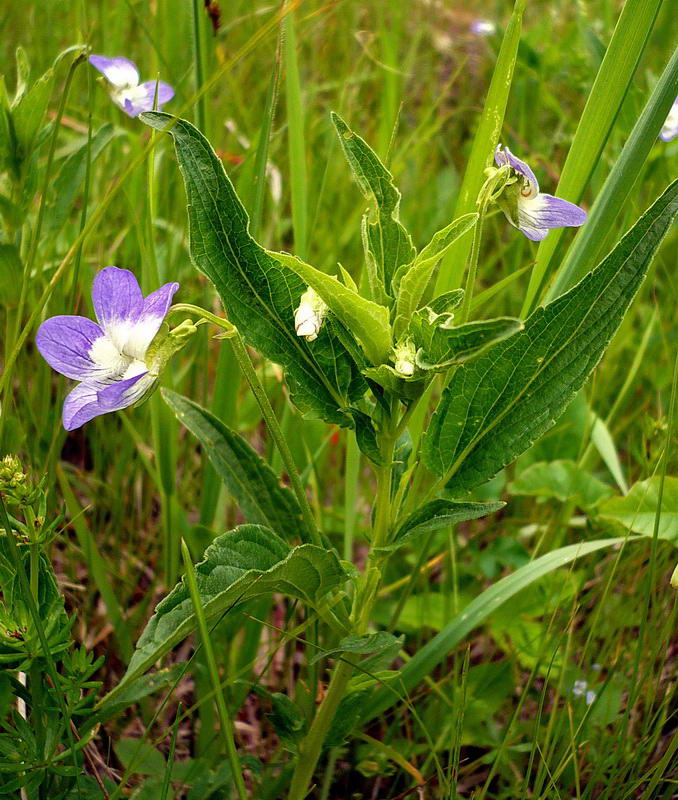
[
  {"xmin": 163, "ymin": 390, "xmax": 304, "ymax": 541},
  {"xmin": 411, "ymin": 312, "xmax": 523, "ymax": 371},
  {"xmin": 331, "ymin": 112, "xmax": 415, "ymax": 299},
  {"xmin": 393, "ymin": 213, "xmax": 478, "ymax": 337},
  {"xmin": 379, "ymin": 499, "xmax": 505, "ymax": 551},
  {"xmin": 424, "ymin": 179, "xmax": 678, "ymax": 492},
  {"xmin": 110, "ymin": 525, "xmax": 347, "ymax": 701},
  {"xmin": 269, "ymin": 250, "xmax": 392, "ymax": 365},
  {"xmin": 141, "ymin": 112, "xmax": 363, "ymax": 426}
]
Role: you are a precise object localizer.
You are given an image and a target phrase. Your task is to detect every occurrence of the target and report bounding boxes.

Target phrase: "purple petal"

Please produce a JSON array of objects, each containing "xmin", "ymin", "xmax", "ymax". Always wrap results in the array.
[
  {"xmin": 89, "ymin": 55, "xmax": 139, "ymax": 88},
  {"xmin": 495, "ymin": 144, "xmax": 539, "ymax": 195},
  {"xmin": 36, "ymin": 316, "xmax": 105, "ymax": 381},
  {"xmin": 62, "ymin": 371, "xmax": 156, "ymax": 431},
  {"xmin": 98, "ymin": 371, "xmax": 156, "ymax": 411},
  {"xmin": 62, "ymin": 383, "xmax": 104, "ymax": 431},
  {"xmin": 517, "ymin": 193, "xmax": 588, "ymax": 241},
  {"xmin": 138, "ymin": 80, "xmax": 175, "ymax": 106},
  {"xmin": 659, "ymin": 98, "xmax": 678, "ymax": 142},
  {"xmin": 142, "ymin": 281, "xmax": 180, "ymax": 321},
  {"xmin": 92, "ymin": 267, "xmax": 144, "ymax": 330},
  {"xmin": 122, "ymin": 81, "xmax": 175, "ymax": 117}
]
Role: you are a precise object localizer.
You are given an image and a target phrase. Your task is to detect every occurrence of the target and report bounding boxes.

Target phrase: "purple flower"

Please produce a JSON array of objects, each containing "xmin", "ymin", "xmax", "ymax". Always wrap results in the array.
[
  {"xmin": 36, "ymin": 267, "xmax": 179, "ymax": 430},
  {"xmin": 494, "ymin": 145, "xmax": 587, "ymax": 241},
  {"xmin": 89, "ymin": 55, "xmax": 174, "ymax": 118},
  {"xmin": 470, "ymin": 19, "xmax": 496, "ymax": 36},
  {"xmin": 660, "ymin": 97, "xmax": 678, "ymax": 143}
]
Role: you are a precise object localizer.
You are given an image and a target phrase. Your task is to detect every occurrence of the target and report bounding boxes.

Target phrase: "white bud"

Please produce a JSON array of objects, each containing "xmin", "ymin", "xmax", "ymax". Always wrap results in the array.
[
  {"xmin": 393, "ymin": 340, "xmax": 417, "ymax": 377},
  {"xmin": 294, "ymin": 287, "xmax": 328, "ymax": 342}
]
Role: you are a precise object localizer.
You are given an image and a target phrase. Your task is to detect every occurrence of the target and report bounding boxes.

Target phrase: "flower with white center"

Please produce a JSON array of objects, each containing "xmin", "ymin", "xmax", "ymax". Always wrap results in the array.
[
  {"xmin": 36, "ymin": 267, "xmax": 179, "ymax": 430},
  {"xmin": 393, "ymin": 339, "xmax": 417, "ymax": 377},
  {"xmin": 294, "ymin": 287, "xmax": 328, "ymax": 342},
  {"xmin": 89, "ymin": 55, "xmax": 174, "ymax": 118},
  {"xmin": 660, "ymin": 97, "xmax": 678, "ymax": 143},
  {"xmin": 494, "ymin": 144, "xmax": 587, "ymax": 241},
  {"xmin": 470, "ymin": 19, "xmax": 496, "ymax": 36}
]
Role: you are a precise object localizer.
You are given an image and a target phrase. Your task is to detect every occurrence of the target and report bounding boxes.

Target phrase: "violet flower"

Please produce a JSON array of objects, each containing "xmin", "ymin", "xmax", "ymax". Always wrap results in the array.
[
  {"xmin": 89, "ymin": 55, "xmax": 174, "ymax": 118},
  {"xmin": 36, "ymin": 267, "xmax": 179, "ymax": 430},
  {"xmin": 660, "ymin": 97, "xmax": 678, "ymax": 143},
  {"xmin": 470, "ymin": 19, "xmax": 496, "ymax": 36},
  {"xmin": 494, "ymin": 145, "xmax": 587, "ymax": 241}
]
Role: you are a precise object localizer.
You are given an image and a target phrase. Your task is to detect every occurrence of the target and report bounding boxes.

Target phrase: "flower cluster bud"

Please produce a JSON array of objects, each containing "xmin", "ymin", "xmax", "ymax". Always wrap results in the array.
[{"xmin": 393, "ymin": 339, "xmax": 417, "ymax": 377}]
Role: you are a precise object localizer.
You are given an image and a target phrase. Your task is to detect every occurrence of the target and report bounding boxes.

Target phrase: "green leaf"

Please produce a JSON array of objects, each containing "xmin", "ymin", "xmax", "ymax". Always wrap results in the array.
[
  {"xmin": 110, "ymin": 525, "xmax": 347, "ymax": 702},
  {"xmin": 162, "ymin": 390, "xmax": 303, "ymax": 541},
  {"xmin": 252, "ymin": 686, "xmax": 307, "ymax": 753},
  {"xmin": 347, "ymin": 409, "xmax": 388, "ymax": 466},
  {"xmin": 12, "ymin": 67, "xmax": 53, "ymax": 161},
  {"xmin": 46, "ymin": 123, "xmax": 117, "ymax": 234},
  {"xmin": 589, "ymin": 413, "xmax": 628, "ymax": 494},
  {"xmin": 365, "ymin": 534, "xmax": 668, "ymax": 723},
  {"xmin": 362, "ymin": 363, "xmax": 426, "ymax": 402},
  {"xmin": 511, "ymin": 460, "xmax": 613, "ymax": 509},
  {"xmin": 598, "ymin": 477, "xmax": 678, "ymax": 541},
  {"xmin": 114, "ymin": 739, "xmax": 166, "ymax": 777},
  {"xmin": 140, "ymin": 112, "xmax": 363, "ymax": 426},
  {"xmin": 393, "ymin": 213, "xmax": 477, "ymax": 336},
  {"xmin": 424, "ymin": 179, "xmax": 678, "ymax": 493},
  {"xmin": 382, "ymin": 499, "xmax": 505, "ymax": 551},
  {"xmin": 269, "ymin": 249, "xmax": 392, "ymax": 365},
  {"xmin": 310, "ymin": 631, "xmax": 401, "ymax": 664},
  {"xmin": 331, "ymin": 111, "xmax": 415, "ymax": 299},
  {"xmin": 410, "ymin": 313, "xmax": 523, "ymax": 371}
]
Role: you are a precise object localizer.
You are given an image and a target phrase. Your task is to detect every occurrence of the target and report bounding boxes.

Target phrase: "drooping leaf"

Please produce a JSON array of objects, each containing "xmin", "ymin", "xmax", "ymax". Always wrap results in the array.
[
  {"xmin": 393, "ymin": 213, "xmax": 477, "ymax": 336},
  {"xmin": 110, "ymin": 525, "xmax": 347, "ymax": 701},
  {"xmin": 141, "ymin": 112, "xmax": 363, "ymax": 425},
  {"xmin": 424, "ymin": 180, "xmax": 678, "ymax": 493},
  {"xmin": 331, "ymin": 112, "xmax": 415, "ymax": 299},
  {"xmin": 163, "ymin": 390, "xmax": 303, "ymax": 540},
  {"xmin": 382, "ymin": 499, "xmax": 505, "ymax": 551},
  {"xmin": 410, "ymin": 313, "xmax": 523, "ymax": 371},
  {"xmin": 269, "ymin": 249, "xmax": 392, "ymax": 365},
  {"xmin": 598, "ymin": 476, "xmax": 678, "ymax": 541},
  {"xmin": 511, "ymin": 460, "xmax": 613, "ymax": 509}
]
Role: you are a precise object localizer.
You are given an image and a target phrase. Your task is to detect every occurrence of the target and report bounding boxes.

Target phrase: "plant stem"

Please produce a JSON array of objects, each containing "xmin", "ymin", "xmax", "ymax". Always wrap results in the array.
[
  {"xmin": 287, "ymin": 433, "xmax": 396, "ymax": 799},
  {"xmin": 168, "ymin": 304, "xmax": 321, "ymax": 548},
  {"xmin": 180, "ymin": 540, "xmax": 248, "ymax": 800}
]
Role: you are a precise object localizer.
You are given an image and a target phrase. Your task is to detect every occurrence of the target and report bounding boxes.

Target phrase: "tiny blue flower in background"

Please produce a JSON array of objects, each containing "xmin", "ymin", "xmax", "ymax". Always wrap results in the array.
[
  {"xmin": 36, "ymin": 267, "xmax": 179, "ymax": 430},
  {"xmin": 470, "ymin": 19, "xmax": 496, "ymax": 36},
  {"xmin": 494, "ymin": 144, "xmax": 588, "ymax": 241},
  {"xmin": 89, "ymin": 55, "xmax": 174, "ymax": 118},
  {"xmin": 572, "ymin": 679, "xmax": 588, "ymax": 697},
  {"xmin": 659, "ymin": 97, "xmax": 678, "ymax": 142}
]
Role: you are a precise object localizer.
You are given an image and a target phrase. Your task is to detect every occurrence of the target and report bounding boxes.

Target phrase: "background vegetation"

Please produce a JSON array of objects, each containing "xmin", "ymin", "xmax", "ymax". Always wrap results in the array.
[{"xmin": 0, "ymin": 0, "xmax": 676, "ymax": 797}]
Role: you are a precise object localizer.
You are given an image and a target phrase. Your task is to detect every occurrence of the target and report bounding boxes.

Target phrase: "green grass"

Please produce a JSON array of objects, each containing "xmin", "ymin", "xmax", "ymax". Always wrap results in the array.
[{"xmin": 0, "ymin": 1, "xmax": 677, "ymax": 798}]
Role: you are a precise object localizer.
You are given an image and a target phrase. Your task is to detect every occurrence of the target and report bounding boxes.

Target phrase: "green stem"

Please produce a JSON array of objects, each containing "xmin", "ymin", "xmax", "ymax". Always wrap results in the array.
[
  {"xmin": 168, "ymin": 304, "xmax": 321, "ymax": 548},
  {"xmin": 287, "ymin": 434, "xmax": 396, "ymax": 800},
  {"xmin": 180, "ymin": 540, "xmax": 247, "ymax": 800}
]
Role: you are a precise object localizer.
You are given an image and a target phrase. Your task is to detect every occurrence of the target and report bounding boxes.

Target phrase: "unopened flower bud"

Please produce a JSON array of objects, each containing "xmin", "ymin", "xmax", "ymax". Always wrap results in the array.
[
  {"xmin": 294, "ymin": 288, "xmax": 328, "ymax": 342},
  {"xmin": 393, "ymin": 340, "xmax": 417, "ymax": 377}
]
